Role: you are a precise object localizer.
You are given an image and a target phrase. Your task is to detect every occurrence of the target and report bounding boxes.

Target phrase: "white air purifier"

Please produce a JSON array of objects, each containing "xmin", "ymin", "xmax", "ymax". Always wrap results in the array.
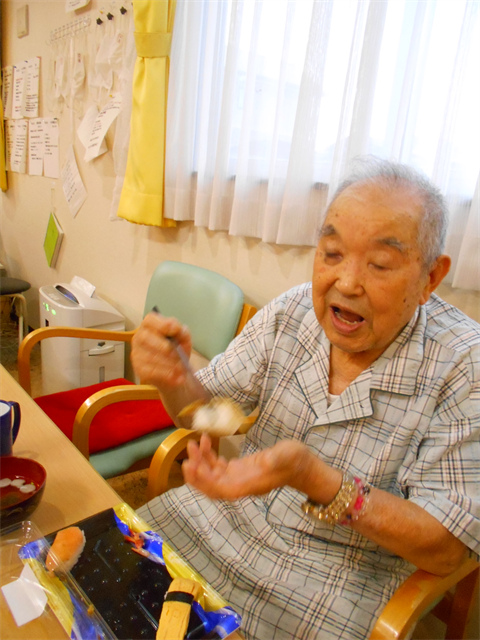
[{"xmin": 39, "ymin": 277, "xmax": 126, "ymax": 395}]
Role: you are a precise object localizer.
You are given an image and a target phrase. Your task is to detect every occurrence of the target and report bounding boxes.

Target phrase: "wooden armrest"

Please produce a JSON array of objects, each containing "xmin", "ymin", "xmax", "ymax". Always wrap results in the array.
[
  {"xmin": 18, "ymin": 326, "xmax": 136, "ymax": 395},
  {"xmin": 147, "ymin": 429, "xmax": 200, "ymax": 500},
  {"xmin": 72, "ymin": 384, "xmax": 160, "ymax": 459},
  {"xmin": 147, "ymin": 429, "xmax": 220, "ymax": 500},
  {"xmin": 235, "ymin": 304, "xmax": 257, "ymax": 336},
  {"xmin": 369, "ymin": 558, "xmax": 480, "ymax": 640}
]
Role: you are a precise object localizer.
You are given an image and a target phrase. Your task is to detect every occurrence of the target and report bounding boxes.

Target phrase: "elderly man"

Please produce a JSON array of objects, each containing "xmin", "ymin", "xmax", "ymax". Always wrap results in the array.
[{"xmin": 133, "ymin": 159, "xmax": 479, "ymax": 640}]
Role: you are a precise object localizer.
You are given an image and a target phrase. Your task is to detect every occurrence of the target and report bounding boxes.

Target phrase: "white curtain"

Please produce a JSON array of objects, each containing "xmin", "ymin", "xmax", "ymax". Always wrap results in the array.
[{"xmin": 165, "ymin": 0, "xmax": 480, "ymax": 290}]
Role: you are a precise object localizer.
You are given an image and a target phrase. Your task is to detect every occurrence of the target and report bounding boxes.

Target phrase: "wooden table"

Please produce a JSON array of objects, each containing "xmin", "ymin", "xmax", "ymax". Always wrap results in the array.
[
  {"xmin": 0, "ymin": 365, "xmax": 121, "ymax": 536},
  {"xmin": 0, "ymin": 366, "xmax": 244, "ymax": 639},
  {"xmin": 0, "ymin": 365, "xmax": 122, "ymax": 638}
]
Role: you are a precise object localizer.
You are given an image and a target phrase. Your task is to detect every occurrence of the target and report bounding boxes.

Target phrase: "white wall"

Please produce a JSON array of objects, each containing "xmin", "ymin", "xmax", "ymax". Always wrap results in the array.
[{"xmin": 1, "ymin": 0, "xmax": 478, "ymax": 381}]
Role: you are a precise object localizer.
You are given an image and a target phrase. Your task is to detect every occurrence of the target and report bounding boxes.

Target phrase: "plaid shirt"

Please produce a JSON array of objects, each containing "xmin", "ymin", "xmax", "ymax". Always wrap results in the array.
[{"xmin": 138, "ymin": 284, "xmax": 480, "ymax": 639}]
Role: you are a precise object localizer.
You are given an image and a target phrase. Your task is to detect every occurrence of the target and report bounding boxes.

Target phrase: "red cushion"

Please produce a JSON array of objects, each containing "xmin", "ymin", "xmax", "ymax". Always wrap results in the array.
[{"xmin": 35, "ymin": 378, "xmax": 174, "ymax": 454}]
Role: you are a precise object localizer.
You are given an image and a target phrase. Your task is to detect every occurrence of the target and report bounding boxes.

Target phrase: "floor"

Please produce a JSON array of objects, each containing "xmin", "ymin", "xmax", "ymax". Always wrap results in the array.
[
  {"xmin": 2, "ymin": 307, "xmax": 478, "ymax": 639},
  {"xmin": 107, "ymin": 462, "xmax": 185, "ymax": 510}
]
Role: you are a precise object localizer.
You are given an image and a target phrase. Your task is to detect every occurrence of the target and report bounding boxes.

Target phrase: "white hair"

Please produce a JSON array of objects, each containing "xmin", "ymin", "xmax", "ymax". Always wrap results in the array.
[{"xmin": 327, "ymin": 157, "xmax": 449, "ymax": 270}]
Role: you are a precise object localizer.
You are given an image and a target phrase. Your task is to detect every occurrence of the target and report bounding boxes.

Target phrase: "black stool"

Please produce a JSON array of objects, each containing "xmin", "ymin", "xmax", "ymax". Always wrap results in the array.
[{"xmin": 0, "ymin": 277, "xmax": 31, "ymax": 343}]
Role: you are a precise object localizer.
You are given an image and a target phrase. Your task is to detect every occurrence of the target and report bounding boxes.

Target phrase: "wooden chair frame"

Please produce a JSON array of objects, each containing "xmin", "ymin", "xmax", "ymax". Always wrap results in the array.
[
  {"xmin": 370, "ymin": 558, "xmax": 479, "ymax": 639},
  {"xmin": 17, "ymin": 304, "xmax": 257, "ymax": 461},
  {"xmin": 147, "ymin": 428, "xmax": 219, "ymax": 500}
]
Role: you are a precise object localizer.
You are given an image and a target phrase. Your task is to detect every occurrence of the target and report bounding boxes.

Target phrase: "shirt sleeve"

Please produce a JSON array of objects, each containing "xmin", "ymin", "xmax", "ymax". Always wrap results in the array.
[
  {"xmin": 195, "ymin": 298, "xmax": 275, "ymax": 413},
  {"xmin": 195, "ymin": 283, "xmax": 312, "ymax": 415},
  {"xmin": 406, "ymin": 355, "xmax": 480, "ymax": 557}
]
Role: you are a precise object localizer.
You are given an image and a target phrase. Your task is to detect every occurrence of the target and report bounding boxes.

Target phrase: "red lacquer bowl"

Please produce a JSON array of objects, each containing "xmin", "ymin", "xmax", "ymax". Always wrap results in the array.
[{"xmin": 0, "ymin": 456, "xmax": 47, "ymax": 528}]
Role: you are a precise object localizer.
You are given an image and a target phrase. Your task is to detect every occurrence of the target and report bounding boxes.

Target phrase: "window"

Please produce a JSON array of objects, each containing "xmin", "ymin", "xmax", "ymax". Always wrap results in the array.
[{"xmin": 164, "ymin": 0, "xmax": 479, "ymax": 288}]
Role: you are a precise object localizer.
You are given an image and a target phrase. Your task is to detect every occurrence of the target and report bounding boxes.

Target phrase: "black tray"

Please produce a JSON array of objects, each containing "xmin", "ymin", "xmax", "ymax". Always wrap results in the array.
[{"xmin": 45, "ymin": 508, "xmax": 206, "ymax": 640}]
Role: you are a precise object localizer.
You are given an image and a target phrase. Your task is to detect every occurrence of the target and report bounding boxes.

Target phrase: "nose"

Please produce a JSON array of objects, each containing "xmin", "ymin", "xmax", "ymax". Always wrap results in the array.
[{"xmin": 334, "ymin": 259, "xmax": 364, "ymax": 297}]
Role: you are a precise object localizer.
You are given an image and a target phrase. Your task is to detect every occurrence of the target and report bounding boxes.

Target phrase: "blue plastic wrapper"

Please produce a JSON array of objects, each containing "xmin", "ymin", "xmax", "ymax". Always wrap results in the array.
[
  {"xmin": 116, "ymin": 512, "xmax": 242, "ymax": 639},
  {"xmin": 19, "ymin": 537, "xmax": 114, "ymax": 640},
  {"xmin": 191, "ymin": 602, "xmax": 242, "ymax": 639},
  {"xmin": 18, "ymin": 506, "xmax": 242, "ymax": 639}
]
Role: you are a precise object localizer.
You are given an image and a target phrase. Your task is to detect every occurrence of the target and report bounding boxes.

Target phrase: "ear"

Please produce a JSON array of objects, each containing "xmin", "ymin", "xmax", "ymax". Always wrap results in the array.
[{"xmin": 419, "ymin": 255, "xmax": 451, "ymax": 305}]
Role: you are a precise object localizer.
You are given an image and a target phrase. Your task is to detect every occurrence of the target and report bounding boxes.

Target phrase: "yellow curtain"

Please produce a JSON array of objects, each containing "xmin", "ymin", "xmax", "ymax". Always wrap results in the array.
[{"xmin": 117, "ymin": 0, "xmax": 176, "ymax": 226}]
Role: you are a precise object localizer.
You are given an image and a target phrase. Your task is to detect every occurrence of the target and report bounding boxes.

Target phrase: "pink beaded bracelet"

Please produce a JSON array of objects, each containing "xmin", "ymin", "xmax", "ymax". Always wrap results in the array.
[{"xmin": 340, "ymin": 477, "xmax": 371, "ymax": 525}]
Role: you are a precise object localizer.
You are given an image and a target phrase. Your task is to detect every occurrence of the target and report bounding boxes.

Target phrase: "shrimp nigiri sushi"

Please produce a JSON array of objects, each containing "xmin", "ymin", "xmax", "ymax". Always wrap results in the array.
[{"xmin": 46, "ymin": 526, "xmax": 86, "ymax": 573}]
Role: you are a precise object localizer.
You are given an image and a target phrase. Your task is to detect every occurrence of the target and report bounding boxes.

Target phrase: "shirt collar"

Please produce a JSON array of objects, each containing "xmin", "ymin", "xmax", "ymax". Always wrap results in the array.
[
  {"xmin": 370, "ymin": 304, "xmax": 425, "ymax": 395},
  {"xmin": 294, "ymin": 305, "xmax": 426, "ymax": 421}
]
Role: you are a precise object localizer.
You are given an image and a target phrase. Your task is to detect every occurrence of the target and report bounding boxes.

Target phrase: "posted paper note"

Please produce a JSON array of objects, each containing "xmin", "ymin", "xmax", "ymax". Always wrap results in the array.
[
  {"xmin": 28, "ymin": 118, "xmax": 44, "ymax": 176},
  {"xmin": 44, "ymin": 118, "xmax": 60, "ymax": 179},
  {"xmin": 84, "ymin": 92, "xmax": 122, "ymax": 162},
  {"xmin": 62, "ymin": 144, "xmax": 87, "ymax": 217},
  {"xmin": 24, "ymin": 57, "xmax": 40, "ymax": 118},
  {"xmin": 2, "ymin": 66, "xmax": 13, "ymax": 118},
  {"xmin": 77, "ymin": 104, "xmax": 108, "ymax": 159},
  {"xmin": 12, "ymin": 62, "xmax": 27, "ymax": 119},
  {"xmin": 66, "ymin": 0, "xmax": 90, "ymax": 12},
  {"xmin": 5, "ymin": 120, "xmax": 16, "ymax": 170},
  {"xmin": 10, "ymin": 120, "xmax": 28, "ymax": 173}
]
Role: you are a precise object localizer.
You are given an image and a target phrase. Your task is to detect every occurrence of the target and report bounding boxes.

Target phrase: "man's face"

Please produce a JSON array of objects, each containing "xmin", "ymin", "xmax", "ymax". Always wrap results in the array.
[{"xmin": 313, "ymin": 182, "xmax": 433, "ymax": 362}]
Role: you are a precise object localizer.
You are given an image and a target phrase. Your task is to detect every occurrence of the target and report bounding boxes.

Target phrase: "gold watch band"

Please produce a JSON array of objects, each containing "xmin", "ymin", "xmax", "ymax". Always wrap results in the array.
[{"xmin": 301, "ymin": 472, "xmax": 357, "ymax": 524}]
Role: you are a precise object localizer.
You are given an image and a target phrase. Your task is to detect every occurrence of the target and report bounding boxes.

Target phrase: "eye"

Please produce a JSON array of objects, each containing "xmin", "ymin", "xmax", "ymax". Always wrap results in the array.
[
  {"xmin": 370, "ymin": 263, "xmax": 389, "ymax": 272},
  {"xmin": 324, "ymin": 251, "xmax": 342, "ymax": 263}
]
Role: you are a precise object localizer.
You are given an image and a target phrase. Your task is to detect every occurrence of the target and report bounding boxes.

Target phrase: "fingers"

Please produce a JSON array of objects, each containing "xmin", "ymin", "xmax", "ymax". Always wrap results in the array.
[
  {"xmin": 183, "ymin": 438, "xmax": 317, "ymax": 501},
  {"xmin": 183, "ymin": 435, "xmax": 230, "ymax": 497},
  {"xmin": 184, "ymin": 434, "xmax": 216, "ymax": 477},
  {"xmin": 198, "ymin": 433, "xmax": 217, "ymax": 463},
  {"xmin": 185, "ymin": 437, "xmax": 201, "ymax": 467},
  {"xmin": 131, "ymin": 312, "xmax": 193, "ymax": 389}
]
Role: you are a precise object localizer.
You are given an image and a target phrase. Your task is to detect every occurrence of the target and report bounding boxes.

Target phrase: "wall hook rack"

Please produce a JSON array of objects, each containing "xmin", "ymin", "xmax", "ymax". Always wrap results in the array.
[{"xmin": 48, "ymin": 15, "xmax": 91, "ymax": 45}]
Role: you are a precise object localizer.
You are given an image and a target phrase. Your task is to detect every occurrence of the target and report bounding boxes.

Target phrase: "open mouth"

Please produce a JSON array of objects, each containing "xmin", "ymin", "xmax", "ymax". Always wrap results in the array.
[{"xmin": 331, "ymin": 306, "xmax": 365, "ymax": 326}]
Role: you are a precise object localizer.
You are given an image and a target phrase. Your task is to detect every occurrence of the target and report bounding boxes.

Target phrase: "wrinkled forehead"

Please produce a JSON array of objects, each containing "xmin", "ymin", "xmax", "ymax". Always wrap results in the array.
[{"xmin": 324, "ymin": 180, "xmax": 424, "ymax": 229}]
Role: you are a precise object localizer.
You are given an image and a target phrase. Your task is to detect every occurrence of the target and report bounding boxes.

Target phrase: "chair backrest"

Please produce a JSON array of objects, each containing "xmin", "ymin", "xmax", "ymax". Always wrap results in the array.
[{"xmin": 143, "ymin": 261, "xmax": 244, "ymax": 361}]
